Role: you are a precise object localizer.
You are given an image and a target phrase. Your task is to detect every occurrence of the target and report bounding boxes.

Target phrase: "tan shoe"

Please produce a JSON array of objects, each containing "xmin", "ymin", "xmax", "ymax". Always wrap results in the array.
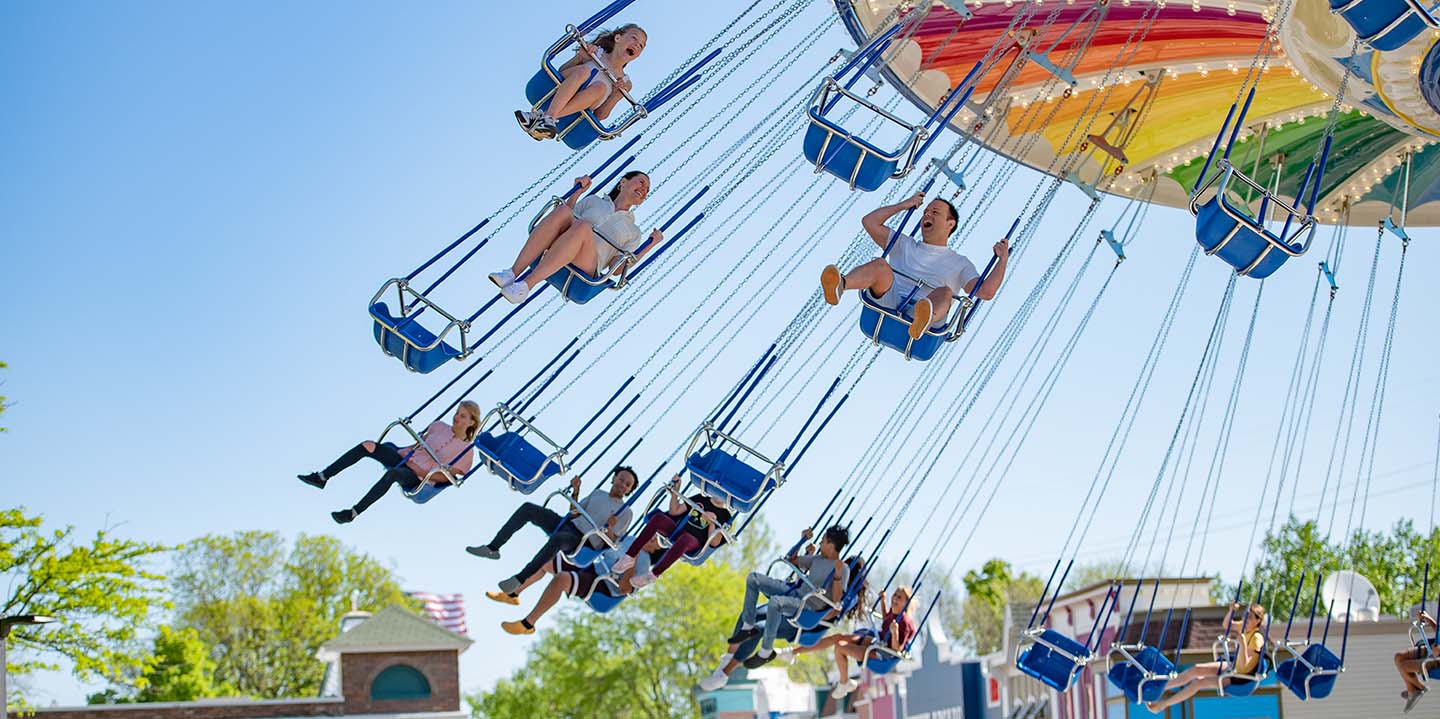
[
  {"xmin": 908, "ymin": 298, "xmax": 934, "ymax": 340},
  {"xmin": 501, "ymin": 620, "xmax": 534, "ymax": 635},
  {"xmin": 486, "ymin": 590, "xmax": 520, "ymax": 606},
  {"xmin": 821, "ymin": 265, "xmax": 845, "ymax": 306}
]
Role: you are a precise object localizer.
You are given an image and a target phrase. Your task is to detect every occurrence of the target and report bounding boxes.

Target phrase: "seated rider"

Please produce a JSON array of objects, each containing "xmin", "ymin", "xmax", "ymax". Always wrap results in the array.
[
  {"xmin": 820, "ymin": 193, "xmax": 1008, "ymax": 340},
  {"xmin": 499, "ymin": 532, "xmax": 666, "ymax": 636},
  {"xmin": 1396, "ymin": 606, "xmax": 1438, "ymax": 713},
  {"xmin": 782, "ymin": 584, "xmax": 918, "ymax": 701},
  {"xmin": 612, "ymin": 475, "xmax": 732, "ymax": 588},
  {"xmin": 297, "ymin": 402, "xmax": 479, "ymax": 524},
  {"xmin": 1147, "ymin": 603, "xmax": 1267, "ymax": 712},
  {"xmin": 465, "ymin": 468, "xmax": 637, "ymax": 604},
  {"xmin": 488, "ymin": 172, "xmax": 662, "ymax": 305},
  {"xmin": 698, "ymin": 525, "xmax": 853, "ymax": 690},
  {"xmin": 516, "ymin": 23, "xmax": 648, "ymax": 140}
]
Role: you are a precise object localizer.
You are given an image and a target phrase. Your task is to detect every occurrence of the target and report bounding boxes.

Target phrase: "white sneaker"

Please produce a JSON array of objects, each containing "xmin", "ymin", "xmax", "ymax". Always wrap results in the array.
[
  {"xmin": 831, "ymin": 679, "xmax": 859, "ymax": 698},
  {"xmin": 488, "ymin": 269, "xmax": 516, "ymax": 289},
  {"xmin": 698, "ymin": 668, "xmax": 729, "ymax": 691},
  {"xmin": 500, "ymin": 281, "xmax": 530, "ymax": 305},
  {"xmin": 611, "ymin": 555, "xmax": 636, "ymax": 574},
  {"xmin": 629, "ymin": 571, "xmax": 657, "ymax": 589}
]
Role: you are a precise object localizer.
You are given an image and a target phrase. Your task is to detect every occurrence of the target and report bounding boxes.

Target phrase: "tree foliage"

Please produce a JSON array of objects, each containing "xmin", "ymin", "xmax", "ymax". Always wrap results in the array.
[
  {"xmin": 170, "ymin": 531, "xmax": 415, "ymax": 698},
  {"xmin": 958, "ymin": 559, "xmax": 1044, "ymax": 655},
  {"xmin": 1, "ymin": 507, "xmax": 169, "ymax": 705},
  {"xmin": 469, "ymin": 521, "xmax": 779, "ymax": 719},
  {"xmin": 135, "ymin": 625, "xmax": 235, "ymax": 702},
  {"xmin": 1246, "ymin": 516, "xmax": 1440, "ymax": 618}
]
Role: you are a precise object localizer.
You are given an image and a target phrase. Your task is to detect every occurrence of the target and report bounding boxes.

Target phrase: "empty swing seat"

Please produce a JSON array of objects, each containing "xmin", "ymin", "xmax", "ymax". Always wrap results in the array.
[
  {"xmin": 1017, "ymin": 630, "xmax": 1092, "ymax": 691},
  {"xmin": 1277, "ymin": 643, "xmax": 1343, "ymax": 700},
  {"xmin": 686, "ymin": 448, "xmax": 773, "ymax": 512},
  {"xmin": 370, "ymin": 302, "xmax": 462, "ymax": 374},
  {"xmin": 1329, "ymin": 0, "xmax": 1438, "ymax": 50},
  {"xmin": 803, "ymin": 118, "xmax": 910, "ymax": 193},
  {"xmin": 475, "ymin": 431, "xmax": 564, "ymax": 494},
  {"xmin": 858, "ymin": 291, "xmax": 949, "ymax": 361},
  {"xmin": 1194, "ymin": 195, "xmax": 1302, "ymax": 279},
  {"xmin": 524, "ymin": 71, "xmax": 606, "ymax": 150},
  {"xmin": 1107, "ymin": 646, "xmax": 1176, "ymax": 704}
]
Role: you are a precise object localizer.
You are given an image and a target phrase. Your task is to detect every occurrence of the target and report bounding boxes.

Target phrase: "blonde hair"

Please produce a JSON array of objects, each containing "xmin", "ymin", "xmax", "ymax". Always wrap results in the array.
[
  {"xmin": 895, "ymin": 585, "xmax": 916, "ymax": 614},
  {"xmin": 457, "ymin": 401, "xmax": 482, "ymax": 442}
]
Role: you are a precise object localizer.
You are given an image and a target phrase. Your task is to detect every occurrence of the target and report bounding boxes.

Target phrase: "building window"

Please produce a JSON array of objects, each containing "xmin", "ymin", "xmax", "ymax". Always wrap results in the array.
[{"xmin": 370, "ymin": 664, "xmax": 432, "ymax": 700}]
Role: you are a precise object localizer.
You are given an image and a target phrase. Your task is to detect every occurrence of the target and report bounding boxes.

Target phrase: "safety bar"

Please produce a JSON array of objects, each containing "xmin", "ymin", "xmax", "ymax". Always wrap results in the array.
[
  {"xmin": 377, "ymin": 417, "xmax": 465, "ymax": 494},
  {"xmin": 478, "ymin": 402, "xmax": 568, "ymax": 490}
]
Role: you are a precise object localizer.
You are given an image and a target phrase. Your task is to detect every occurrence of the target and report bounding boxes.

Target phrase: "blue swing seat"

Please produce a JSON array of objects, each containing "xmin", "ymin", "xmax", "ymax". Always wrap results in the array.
[
  {"xmin": 545, "ymin": 264, "xmax": 616, "ymax": 304},
  {"xmin": 1017, "ymin": 629, "xmax": 1092, "ymax": 691},
  {"xmin": 858, "ymin": 290, "xmax": 952, "ymax": 362},
  {"xmin": 685, "ymin": 448, "xmax": 774, "ymax": 513},
  {"xmin": 1194, "ymin": 194, "xmax": 1302, "ymax": 279},
  {"xmin": 1107, "ymin": 646, "xmax": 1176, "ymax": 704},
  {"xmin": 405, "ymin": 482, "xmax": 449, "ymax": 505},
  {"xmin": 865, "ymin": 650, "xmax": 904, "ymax": 675},
  {"xmin": 1220, "ymin": 654, "xmax": 1270, "ymax": 697},
  {"xmin": 475, "ymin": 431, "xmax": 564, "ymax": 494},
  {"xmin": 1329, "ymin": 0, "xmax": 1438, "ymax": 50},
  {"xmin": 370, "ymin": 301, "xmax": 462, "ymax": 374},
  {"xmin": 802, "ymin": 117, "xmax": 912, "ymax": 193},
  {"xmin": 1276, "ymin": 643, "xmax": 1343, "ymax": 700}
]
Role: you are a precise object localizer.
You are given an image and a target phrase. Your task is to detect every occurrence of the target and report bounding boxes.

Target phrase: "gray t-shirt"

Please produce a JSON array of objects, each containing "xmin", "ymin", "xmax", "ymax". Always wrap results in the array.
[
  {"xmin": 574, "ymin": 489, "xmax": 634, "ymax": 547},
  {"xmin": 794, "ymin": 554, "xmax": 850, "ymax": 610}
]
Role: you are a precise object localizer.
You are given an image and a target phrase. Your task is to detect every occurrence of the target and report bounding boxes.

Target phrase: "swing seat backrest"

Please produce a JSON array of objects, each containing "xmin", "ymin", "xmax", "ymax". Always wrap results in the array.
[
  {"xmin": 474, "ymin": 431, "xmax": 564, "ymax": 494},
  {"xmin": 1016, "ymin": 629, "xmax": 1091, "ymax": 691},
  {"xmin": 1107, "ymin": 646, "xmax": 1176, "ymax": 704},
  {"xmin": 794, "ymin": 606, "xmax": 831, "ymax": 631},
  {"xmin": 406, "ymin": 482, "xmax": 448, "ymax": 505},
  {"xmin": 1194, "ymin": 194, "xmax": 1301, "ymax": 279},
  {"xmin": 544, "ymin": 263, "xmax": 617, "ymax": 304},
  {"xmin": 1221, "ymin": 653, "xmax": 1271, "ymax": 698},
  {"xmin": 685, "ymin": 447, "xmax": 772, "ymax": 512},
  {"xmin": 370, "ymin": 301, "xmax": 462, "ymax": 374},
  {"xmin": 680, "ymin": 541, "xmax": 723, "ymax": 567},
  {"xmin": 864, "ymin": 650, "xmax": 903, "ymax": 675},
  {"xmin": 585, "ymin": 591, "xmax": 625, "ymax": 614},
  {"xmin": 1277, "ymin": 643, "xmax": 1342, "ymax": 700},
  {"xmin": 858, "ymin": 290, "xmax": 949, "ymax": 361},
  {"xmin": 1329, "ymin": 0, "xmax": 1438, "ymax": 50}
]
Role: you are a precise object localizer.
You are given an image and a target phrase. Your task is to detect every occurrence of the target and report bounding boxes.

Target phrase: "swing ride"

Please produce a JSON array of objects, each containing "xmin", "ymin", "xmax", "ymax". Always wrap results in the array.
[{"xmin": 302, "ymin": 0, "xmax": 1438, "ymax": 709}]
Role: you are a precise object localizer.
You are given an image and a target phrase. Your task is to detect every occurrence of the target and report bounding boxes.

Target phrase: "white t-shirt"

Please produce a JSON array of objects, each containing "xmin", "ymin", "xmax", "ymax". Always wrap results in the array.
[
  {"xmin": 885, "ymin": 233, "xmax": 980, "ymax": 305},
  {"xmin": 574, "ymin": 194, "xmax": 642, "ymax": 272}
]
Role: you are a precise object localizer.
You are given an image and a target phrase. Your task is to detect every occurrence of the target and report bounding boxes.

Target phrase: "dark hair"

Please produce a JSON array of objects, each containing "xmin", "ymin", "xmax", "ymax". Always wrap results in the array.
[
  {"xmin": 611, "ymin": 465, "xmax": 639, "ymax": 492},
  {"xmin": 823, "ymin": 524, "xmax": 850, "ymax": 552},
  {"xmin": 593, "ymin": 23, "xmax": 646, "ymax": 55},
  {"xmin": 844, "ymin": 555, "xmax": 868, "ymax": 620},
  {"xmin": 935, "ymin": 198, "xmax": 960, "ymax": 236},
  {"xmin": 608, "ymin": 170, "xmax": 649, "ymax": 201}
]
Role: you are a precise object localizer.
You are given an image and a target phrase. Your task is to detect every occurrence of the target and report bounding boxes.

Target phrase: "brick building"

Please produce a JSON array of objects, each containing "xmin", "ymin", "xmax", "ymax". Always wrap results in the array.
[{"xmin": 12, "ymin": 605, "xmax": 472, "ymax": 719}]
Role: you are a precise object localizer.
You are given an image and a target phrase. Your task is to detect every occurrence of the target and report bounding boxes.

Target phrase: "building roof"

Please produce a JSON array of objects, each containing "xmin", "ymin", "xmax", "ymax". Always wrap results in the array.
[
  {"xmin": 319, "ymin": 604, "xmax": 473, "ymax": 655},
  {"xmin": 1048, "ymin": 576, "xmax": 1214, "ymax": 607}
]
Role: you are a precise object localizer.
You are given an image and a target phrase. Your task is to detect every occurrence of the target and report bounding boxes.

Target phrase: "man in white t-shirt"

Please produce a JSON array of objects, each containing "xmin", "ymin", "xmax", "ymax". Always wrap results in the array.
[{"xmin": 820, "ymin": 193, "xmax": 1009, "ymax": 339}]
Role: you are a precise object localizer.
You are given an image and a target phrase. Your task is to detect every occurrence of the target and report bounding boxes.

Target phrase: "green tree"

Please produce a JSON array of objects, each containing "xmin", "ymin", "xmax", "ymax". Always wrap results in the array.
[
  {"xmin": 134, "ymin": 626, "xmax": 234, "ymax": 702},
  {"xmin": 1, "ymin": 508, "xmax": 169, "ymax": 706},
  {"xmin": 1247, "ymin": 517, "xmax": 1440, "ymax": 618},
  {"xmin": 170, "ymin": 531, "xmax": 415, "ymax": 698},
  {"xmin": 1062, "ymin": 559, "xmax": 1129, "ymax": 593},
  {"xmin": 958, "ymin": 559, "xmax": 1044, "ymax": 655},
  {"xmin": 469, "ymin": 521, "xmax": 778, "ymax": 719}
]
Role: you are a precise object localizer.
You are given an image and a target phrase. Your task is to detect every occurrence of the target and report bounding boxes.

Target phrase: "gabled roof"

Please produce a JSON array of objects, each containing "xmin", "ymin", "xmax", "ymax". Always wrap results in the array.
[{"xmin": 319, "ymin": 604, "xmax": 473, "ymax": 655}]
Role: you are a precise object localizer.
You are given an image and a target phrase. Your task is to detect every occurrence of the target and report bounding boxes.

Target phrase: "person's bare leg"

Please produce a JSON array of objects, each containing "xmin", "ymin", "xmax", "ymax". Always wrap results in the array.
[
  {"xmin": 841, "ymin": 259, "xmax": 895, "ymax": 296},
  {"xmin": 1397, "ymin": 652, "xmax": 1428, "ymax": 694},
  {"xmin": 834, "ymin": 640, "xmax": 866, "ymax": 681},
  {"xmin": 550, "ymin": 82, "xmax": 609, "ymax": 119},
  {"xmin": 545, "ymin": 66, "xmax": 597, "ymax": 119},
  {"xmin": 510, "ymin": 206, "xmax": 575, "ymax": 275},
  {"xmin": 910, "ymin": 286, "xmax": 954, "ymax": 339},
  {"xmin": 513, "ymin": 565, "xmax": 552, "ymax": 597},
  {"xmin": 1149, "ymin": 679, "xmax": 1206, "ymax": 712},
  {"xmin": 794, "ymin": 634, "xmax": 842, "ymax": 657},
  {"xmin": 526, "ymin": 223, "xmax": 598, "ymax": 287},
  {"xmin": 523, "ymin": 573, "xmax": 573, "ymax": 626}
]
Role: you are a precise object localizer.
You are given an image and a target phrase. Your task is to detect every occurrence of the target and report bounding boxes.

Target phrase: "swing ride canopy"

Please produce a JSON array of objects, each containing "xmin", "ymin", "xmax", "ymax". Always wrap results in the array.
[{"xmin": 837, "ymin": 0, "xmax": 1440, "ymax": 226}]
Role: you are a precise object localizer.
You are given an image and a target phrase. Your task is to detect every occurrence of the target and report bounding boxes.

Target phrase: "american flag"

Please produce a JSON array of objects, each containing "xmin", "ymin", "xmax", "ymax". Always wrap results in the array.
[{"xmin": 409, "ymin": 591, "xmax": 468, "ymax": 635}]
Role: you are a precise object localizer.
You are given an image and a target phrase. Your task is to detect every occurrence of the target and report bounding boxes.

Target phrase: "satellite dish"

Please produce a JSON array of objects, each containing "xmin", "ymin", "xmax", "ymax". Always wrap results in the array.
[{"xmin": 1321, "ymin": 571, "xmax": 1381, "ymax": 622}]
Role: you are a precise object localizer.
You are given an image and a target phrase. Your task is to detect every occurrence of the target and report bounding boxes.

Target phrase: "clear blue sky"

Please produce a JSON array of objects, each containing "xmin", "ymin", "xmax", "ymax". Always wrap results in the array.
[{"xmin": 3, "ymin": 0, "xmax": 1436, "ymax": 706}]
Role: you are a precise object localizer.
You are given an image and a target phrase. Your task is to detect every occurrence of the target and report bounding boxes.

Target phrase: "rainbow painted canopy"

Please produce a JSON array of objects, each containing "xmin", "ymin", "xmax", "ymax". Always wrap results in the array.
[{"xmin": 835, "ymin": 0, "xmax": 1440, "ymax": 225}]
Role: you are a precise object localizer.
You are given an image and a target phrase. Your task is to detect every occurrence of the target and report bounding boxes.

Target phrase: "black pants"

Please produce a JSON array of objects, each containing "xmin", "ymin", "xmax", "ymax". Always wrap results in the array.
[
  {"xmin": 487, "ymin": 502, "xmax": 584, "ymax": 584},
  {"xmin": 325, "ymin": 442, "xmax": 422, "ymax": 516}
]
